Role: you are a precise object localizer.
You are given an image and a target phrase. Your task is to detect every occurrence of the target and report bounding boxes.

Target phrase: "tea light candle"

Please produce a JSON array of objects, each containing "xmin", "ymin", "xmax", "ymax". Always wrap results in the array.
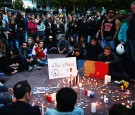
[{"xmin": 91, "ymin": 102, "xmax": 96, "ymax": 113}]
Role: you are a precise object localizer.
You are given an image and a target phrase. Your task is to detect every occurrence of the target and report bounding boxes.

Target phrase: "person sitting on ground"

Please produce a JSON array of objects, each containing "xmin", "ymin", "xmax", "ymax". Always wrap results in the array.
[
  {"xmin": 86, "ymin": 36, "xmax": 102, "ymax": 61},
  {"xmin": 45, "ymin": 87, "xmax": 84, "ymax": 115},
  {"xmin": 47, "ymin": 36, "xmax": 57, "ymax": 54},
  {"xmin": 0, "ymin": 86, "xmax": 16, "ymax": 107},
  {"xmin": 19, "ymin": 42, "xmax": 40, "ymax": 70},
  {"xmin": 0, "ymin": 80, "xmax": 41, "ymax": 115},
  {"xmin": 98, "ymin": 46, "xmax": 129, "ymax": 81},
  {"xmin": 33, "ymin": 41, "xmax": 48, "ymax": 65},
  {"xmin": 109, "ymin": 103, "xmax": 129, "ymax": 115},
  {"xmin": 0, "ymin": 49, "xmax": 21, "ymax": 75},
  {"xmin": 57, "ymin": 35, "xmax": 69, "ymax": 54}
]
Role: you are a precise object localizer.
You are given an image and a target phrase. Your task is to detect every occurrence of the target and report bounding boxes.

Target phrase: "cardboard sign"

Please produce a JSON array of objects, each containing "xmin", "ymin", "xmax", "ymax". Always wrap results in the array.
[
  {"xmin": 48, "ymin": 57, "xmax": 77, "ymax": 79},
  {"xmin": 77, "ymin": 60, "xmax": 109, "ymax": 79}
]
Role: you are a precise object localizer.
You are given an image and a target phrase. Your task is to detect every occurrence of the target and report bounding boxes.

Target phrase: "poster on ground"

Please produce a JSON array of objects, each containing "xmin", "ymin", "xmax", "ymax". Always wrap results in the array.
[
  {"xmin": 77, "ymin": 60, "xmax": 109, "ymax": 79},
  {"xmin": 48, "ymin": 57, "xmax": 77, "ymax": 79}
]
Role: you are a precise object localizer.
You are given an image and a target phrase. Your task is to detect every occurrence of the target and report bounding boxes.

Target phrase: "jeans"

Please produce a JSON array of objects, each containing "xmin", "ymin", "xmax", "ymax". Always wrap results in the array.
[
  {"xmin": 101, "ymin": 39, "xmax": 115, "ymax": 49},
  {"xmin": 37, "ymin": 58, "xmax": 48, "ymax": 65},
  {"xmin": 87, "ymin": 35, "xmax": 91, "ymax": 44},
  {"xmin": 8, "ymin": 39, "xmax": 19, "ymax": 50},
  {"xmin": 127, "ymin": 39, "xmax": 135, "ymax": 76}
]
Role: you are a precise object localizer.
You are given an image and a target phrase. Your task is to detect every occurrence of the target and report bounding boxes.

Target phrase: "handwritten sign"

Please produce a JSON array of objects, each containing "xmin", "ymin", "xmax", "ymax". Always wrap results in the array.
[{"xmin": 48, "ymin": 57, "xmax": 77, "ymax": 79}]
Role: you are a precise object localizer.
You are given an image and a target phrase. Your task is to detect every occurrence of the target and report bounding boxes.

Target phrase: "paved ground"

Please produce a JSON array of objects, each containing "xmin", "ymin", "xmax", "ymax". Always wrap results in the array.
[{"xmin": 1, "ymin": 54, "xmax": 135, "ymax": 115}]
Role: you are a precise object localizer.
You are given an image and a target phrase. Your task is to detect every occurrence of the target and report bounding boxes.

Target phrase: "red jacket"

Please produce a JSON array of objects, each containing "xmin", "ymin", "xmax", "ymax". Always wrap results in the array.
[
  {"xmin": 28, "ymin": 21, "xmax": 37, "ymax": 34},
  {"xmin": 34, "ymin": 46, "xmax": 46, "ymax": 59}
]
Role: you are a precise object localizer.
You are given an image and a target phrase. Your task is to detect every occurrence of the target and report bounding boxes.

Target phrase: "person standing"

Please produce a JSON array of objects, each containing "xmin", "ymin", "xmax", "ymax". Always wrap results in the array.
[
  {"xmin": 127, "ymin": 1, "xmax": 135, "ymax": 79},
  {"xmin": 101, "ymin": 9, "xmax": 120, "ymax": 50}
]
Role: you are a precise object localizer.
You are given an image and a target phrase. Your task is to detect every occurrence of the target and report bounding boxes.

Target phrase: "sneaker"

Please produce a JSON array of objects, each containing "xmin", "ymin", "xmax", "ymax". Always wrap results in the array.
[
  {"xmin": 28, "ymin": 66, "xmax": 33, "ymax": 71},
  {"xmin": 34, "ymin": 65, "xmax": 41, "ymax": 69}
]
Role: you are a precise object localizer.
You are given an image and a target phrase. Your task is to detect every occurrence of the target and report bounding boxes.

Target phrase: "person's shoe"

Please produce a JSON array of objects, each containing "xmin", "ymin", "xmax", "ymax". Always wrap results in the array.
[
  {"xmin": 34, "ymin": 65, "xmax": 41, "ymax": 70},
  {"xmin": 28, "ymin": 66, "xmax": 33, "ymax": 71},
  {"xmin": 0, "ymin": 79, "xmax": 5, "ymax": 84}
]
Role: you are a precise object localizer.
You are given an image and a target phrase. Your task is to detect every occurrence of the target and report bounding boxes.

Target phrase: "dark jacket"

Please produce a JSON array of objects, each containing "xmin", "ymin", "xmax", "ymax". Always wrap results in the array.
[
  {"xmin": 0, "ymin": 101, "xmax": 41, "ymax": 115},
  {"xmin": 86, "ymin": 43, "xmax": 102, "ymax": 61},
  {"xmin": 0, "ymin": 86, "xmax": 12, "ymax": 105},
  {"xmin": 127, "ymin": 14, "xmax": 135, "ymax": 40}
]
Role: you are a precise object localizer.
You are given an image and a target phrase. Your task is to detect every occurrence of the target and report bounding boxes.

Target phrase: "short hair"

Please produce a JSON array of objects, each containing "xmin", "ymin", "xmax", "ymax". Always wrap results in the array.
[
  {"xmin": 90, "ymin": 36, "xmax": 97, "ymax": 42},
  {"xmin": 131, "ymin": 1, "xmax": 135, "ymax": 6},
  {"xmin": 108, "ymin": 8, "xmax": 116, "ymax": 14},
  {"xmin": 109, "ymin": 103, "xmax": 129, "ymax": 115},
  {"xmin": 104, "ymin": 46, "xmax": 112, "ymax": 52},
  {"xmin": 56, "ymin": 87, "xmax": 77, "ymax": 112},
  {"xmin": 13, "ymin": 80, "xmax": 31, "ymax": 99}
]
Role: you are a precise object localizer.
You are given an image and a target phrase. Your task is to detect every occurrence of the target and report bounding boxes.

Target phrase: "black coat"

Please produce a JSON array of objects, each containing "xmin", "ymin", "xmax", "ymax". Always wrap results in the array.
[{"xmin": 0, "ymin": 101, "xmax": 41, "ymax": 115}]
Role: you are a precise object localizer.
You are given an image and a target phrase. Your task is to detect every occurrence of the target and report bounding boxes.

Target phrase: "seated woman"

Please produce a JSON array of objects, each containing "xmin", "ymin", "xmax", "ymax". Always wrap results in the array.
[
  {"xmin": 33, "ymin": 41, "xmax": 48, "ymax": 65},
  {"xmin": 45, "ymin": 87, "xmax": 84, "ymax": 115}
]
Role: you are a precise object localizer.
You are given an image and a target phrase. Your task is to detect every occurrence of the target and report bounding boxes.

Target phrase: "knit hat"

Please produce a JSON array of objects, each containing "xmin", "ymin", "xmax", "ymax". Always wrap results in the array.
[{"xmin": 119, "ymin": 10, "xmax": 126, "ymax": 15}]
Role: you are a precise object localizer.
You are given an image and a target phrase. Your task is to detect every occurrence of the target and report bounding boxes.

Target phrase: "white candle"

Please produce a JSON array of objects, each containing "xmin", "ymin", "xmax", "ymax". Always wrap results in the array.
[
  {"xmin": 79, "ymin": 83, "xmax": 82, "ymax": 88},
  {"xmin": 107, "ymin": 75, "xmax": 111, "ymax": 82},
  {"xmin": 87, "ymin": 90, "xmax": 91, "ymax": 97},
  {"xmin": 41, "ymin": 103, "xmax": 44, "ymax": 115},
  {"xmin": 91, "ymin": 102, "xmax": 96, "ymax": 113},
  {"xmin": 32, "ymin": 101, "xmax": 35, "ymax": 106},
  {"xmin": 104, "ymin": 75, "xmax": 108, "ymax": 85},
  {"xmin": 104, "ymin": 97, "xmax": 108, "ymax": 103}
]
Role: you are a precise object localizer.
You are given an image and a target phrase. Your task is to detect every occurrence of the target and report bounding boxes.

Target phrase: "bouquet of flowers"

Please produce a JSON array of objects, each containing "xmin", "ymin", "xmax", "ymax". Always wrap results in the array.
[{"xmin": 120, "ymin": 80, "xmax": 129, "ymax": 88}]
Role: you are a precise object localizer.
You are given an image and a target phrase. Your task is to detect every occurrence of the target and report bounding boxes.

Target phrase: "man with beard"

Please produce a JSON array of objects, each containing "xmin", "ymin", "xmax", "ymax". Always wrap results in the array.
[{"xmin": 101, "ymin": 9, "xmax": 120, "ymax": 50}]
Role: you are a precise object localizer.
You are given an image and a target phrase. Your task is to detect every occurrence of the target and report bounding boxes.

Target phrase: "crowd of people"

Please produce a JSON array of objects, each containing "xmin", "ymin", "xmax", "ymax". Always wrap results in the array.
[{"xmin": 0, "ymin": 1, "xmax": 135, "ymax": 114}]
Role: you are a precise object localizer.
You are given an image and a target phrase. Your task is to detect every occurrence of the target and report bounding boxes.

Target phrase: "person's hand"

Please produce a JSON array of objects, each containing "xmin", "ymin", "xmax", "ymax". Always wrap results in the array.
[
  {"xmin": 12, "ymin": 98, "xmax": 16, "ymax": 102},
  {"xmin": 29, "ymin": 58, "xmax": 33, "ymax": 62},
  {"xmin": 8, "ymin": 88, "xmax": 13, "ymax": 93},
  {"xmin": 105, "ymin": 61, "xmax": 110, "ymax": 64},
  {"xmin": 42, "ymin": 57, "xmax": 46, "ymax": 60}
]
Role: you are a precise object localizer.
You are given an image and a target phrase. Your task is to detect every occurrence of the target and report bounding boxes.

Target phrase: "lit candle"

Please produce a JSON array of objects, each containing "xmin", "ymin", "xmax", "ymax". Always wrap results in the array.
[
  {"xmin": 107, "ymin": 75, "xmax": 111, "ymax": 82},
  {"xmin": 41, "ymin": 103, "xmax": 44, "ymax": 115},
  {"xmin": 104, "ymin": 97, "xmax": 108, "ymax": 103},
  {"xmin": 101, "ymin": 91, "xmax": 103, "ymax": 94},
  {"xmin": 79, "ymin": 83, "xmax": 82, "ymax": 88},
  {"xmin": 87, "ymin": 90, "xmax": 91, "ymax": 97},
  {"xmin": 121, "ymin": 86, "xmax": 125, "ymax": 92},
  {"xmin": 85, "ymin": 89, "xmax": 88, "ymax": 96},
  {"xmin": 32, "ymin": 101, "xmax": 35, "ymax": 106},
  {"xmin": 104, "ymin": 75, "xmax": 108, "ymax": 85},
  {"xmin": 91, "ymin": 102, "xmax": 96, "ymax": 113}
]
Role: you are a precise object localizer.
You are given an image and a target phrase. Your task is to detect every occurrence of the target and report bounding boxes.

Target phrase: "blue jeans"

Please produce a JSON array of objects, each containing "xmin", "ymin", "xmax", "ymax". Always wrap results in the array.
[
  {"xmin": 8, "ymin": 39, "xmax": 19, "ymax": 50},
  {"xmin": 37, "ymin": 58, "xmax": 48, "ymax": 65},
  {"xmin": 87, "ymin": 35, "xmax": 91, "ymax": 43},
  {"xmin": 101, "ymin": 39, "xmax": 115, "ymax": 49}
]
